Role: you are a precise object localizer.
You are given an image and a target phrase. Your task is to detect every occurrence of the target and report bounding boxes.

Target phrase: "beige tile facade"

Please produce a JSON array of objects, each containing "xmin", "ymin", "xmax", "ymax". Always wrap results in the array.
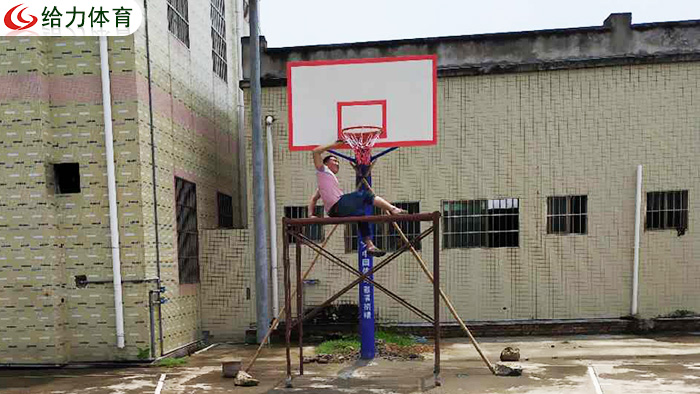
[
  {"xmin": 235, "ymin": 61, "xmax": 700, "ymax": 332},
  {"xmin": 0, "ymin": 0, "xmax": 245, "ymax": 363}
]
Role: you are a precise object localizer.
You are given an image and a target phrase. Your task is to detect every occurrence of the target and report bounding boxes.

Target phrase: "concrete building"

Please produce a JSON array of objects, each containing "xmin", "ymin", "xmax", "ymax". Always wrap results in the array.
[
  {"xmin": 0, "ymin": 0, "xmax": 250, "ymax": 364},
  {"xmin": 1, "ymin": 10, "xmax": 699, "ymax": 365},
  {"xmin": 208, "ymin": 13, "xmax": 700, "ymax": 341}
]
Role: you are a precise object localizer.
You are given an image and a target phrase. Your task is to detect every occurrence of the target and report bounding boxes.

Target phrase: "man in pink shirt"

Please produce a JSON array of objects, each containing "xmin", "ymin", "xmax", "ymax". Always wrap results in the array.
[{"xmin": 308, "ymin": 140, "xmax": 405, "ymax": 257}]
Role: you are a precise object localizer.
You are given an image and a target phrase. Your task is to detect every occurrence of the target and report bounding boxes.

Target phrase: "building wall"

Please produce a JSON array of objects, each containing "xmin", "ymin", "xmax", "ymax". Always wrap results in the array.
[
  {"xmin": 0, "ymin": 0, "xmax": 246, "ymax": 363},
  {"xmin": 240, "ymin": 61, "xmax": 700, "ymax": 329},
  {"xmin": 130, "ymin": 0, "xmax": 243, "ymax": 354},
  {"xmin": 0, "ymin": 35, "xmax": 150, "ymax": 364}
]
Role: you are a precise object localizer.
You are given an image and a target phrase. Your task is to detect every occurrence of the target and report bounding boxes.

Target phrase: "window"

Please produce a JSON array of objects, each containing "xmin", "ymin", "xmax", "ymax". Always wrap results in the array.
[
  {"xmin": 547, "ymin": 195, "xmax": 587, "ymax": 234},
  {"xmin": 167, "ymin": 0, "xmax": 190, "ymax": 47},
  {"xmin": 53, "ymin": 163, "xmax": 80, "ymax": 194},
  {"xmin": 442, "ymin": 199, "xmax": 519, "ymax": 248},
  {"xmin": 646, "ymin": 190, "xmax": 688, "ymax": 231},
  {"xmin": 210, "ymin": 0, "xmax": 227, "ymax": 81},
  {"xmin": 345, "ymin": 202, "xmax": 421, "ymax": 253},
  {"xmin": 285, "ymin": 206, "xmax": 324, "ymax": 244},
  {"xmin": 176, "ymin": 177, "xmax": 199, "ymax": 284},
  {"xmin": 217, "ymin": 192, "xmax": 233, "ymax": 228}
]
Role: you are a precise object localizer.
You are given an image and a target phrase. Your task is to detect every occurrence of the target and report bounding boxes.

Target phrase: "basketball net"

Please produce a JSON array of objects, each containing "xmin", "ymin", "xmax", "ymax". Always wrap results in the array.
[{"xmin": 341, "ymin": 126, "xmax": 382, "ymax": 166}]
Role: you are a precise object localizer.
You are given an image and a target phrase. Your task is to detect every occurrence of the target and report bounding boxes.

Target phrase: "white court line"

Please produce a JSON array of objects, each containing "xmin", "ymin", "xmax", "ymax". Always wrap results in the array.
[
  {"xmin": 587, "ymin": 366, "xmax": 604, "ymax": 394},
  {"xmin": 154, "ymin": 373, "xmax": 166, "ymax": 394},
  {"xmin": 193, "ymin": 343, "xmax": 219, "ymax": 355}
]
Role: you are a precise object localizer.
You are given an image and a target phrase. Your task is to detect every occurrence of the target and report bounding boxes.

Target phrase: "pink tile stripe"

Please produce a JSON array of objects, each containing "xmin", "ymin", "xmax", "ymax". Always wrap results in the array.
[{"xmin": 0, "ymin": 72, "xmax": 232, "ymax": 145}]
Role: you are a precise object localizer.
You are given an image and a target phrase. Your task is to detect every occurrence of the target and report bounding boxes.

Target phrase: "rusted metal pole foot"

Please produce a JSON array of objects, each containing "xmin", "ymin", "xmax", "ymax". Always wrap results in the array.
[
  {"xmin": 285, "ymin": 376, "xmax": 293, "ymax": 388},
  {"xmin": 434, "ymin": 374, "xmax": 442, "ymax": 387}
]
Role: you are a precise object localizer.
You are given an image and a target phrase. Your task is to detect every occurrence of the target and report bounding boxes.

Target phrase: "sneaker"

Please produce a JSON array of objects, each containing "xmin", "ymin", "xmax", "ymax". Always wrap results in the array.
[{"xmin": 367, "ymin": 247, "xmax": 386, "ymax": 257}]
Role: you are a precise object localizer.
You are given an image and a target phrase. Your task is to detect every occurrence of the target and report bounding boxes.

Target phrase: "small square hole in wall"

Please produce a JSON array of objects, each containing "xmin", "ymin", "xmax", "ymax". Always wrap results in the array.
[{"xmin": 54, "ymin": 163, "xmax": 81, "ymax": 194}]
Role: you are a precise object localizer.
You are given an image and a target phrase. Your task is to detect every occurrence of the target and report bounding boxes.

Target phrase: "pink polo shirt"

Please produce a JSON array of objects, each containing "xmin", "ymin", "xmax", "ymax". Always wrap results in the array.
[{"xmin": 316, "ymin": 165, "xmax": 344, "ymax": 213}]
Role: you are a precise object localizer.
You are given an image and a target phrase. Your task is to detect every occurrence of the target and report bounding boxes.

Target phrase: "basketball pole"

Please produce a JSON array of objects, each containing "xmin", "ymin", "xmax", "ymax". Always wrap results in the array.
[
  {"xmin": 249, "ymin": 0, "xmax": 271, "ymax": 344},
  {"xmin": 357, "ymin": 164, "xmax": 375, "ymax": 359}
]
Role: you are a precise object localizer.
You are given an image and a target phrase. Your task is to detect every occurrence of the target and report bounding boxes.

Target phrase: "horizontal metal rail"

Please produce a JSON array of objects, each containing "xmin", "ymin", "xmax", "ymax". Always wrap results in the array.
[{"xmin": 284, "ymin": 211, "xmax": 439, "ymax": 226}]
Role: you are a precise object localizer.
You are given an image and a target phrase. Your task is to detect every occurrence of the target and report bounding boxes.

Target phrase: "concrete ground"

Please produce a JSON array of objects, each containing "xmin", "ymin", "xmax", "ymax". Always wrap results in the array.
[{"xmin": 2, "ymin": 334, "xmax": 700, "ymax": 393}]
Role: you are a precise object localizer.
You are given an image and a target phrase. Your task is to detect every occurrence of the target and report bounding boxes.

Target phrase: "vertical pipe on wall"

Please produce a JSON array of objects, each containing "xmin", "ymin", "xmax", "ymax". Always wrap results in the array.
[
  {"xmin": 249, "ymin": 0, "xmax": 271, "ymax": 343},
  {"xmin": 266, "ymin": 116, "xmax": 279, "ymax": 318},
  {"xmin": 99, "ymin": 36, "xmax": 125, "ymax": 349},
  {"xmin": 632, "ymin": 164, "xmax": 643, "ymax": 316},
  {"xmin": 142, "ymin": 0, "xmax": 165, "ymax": 357}
]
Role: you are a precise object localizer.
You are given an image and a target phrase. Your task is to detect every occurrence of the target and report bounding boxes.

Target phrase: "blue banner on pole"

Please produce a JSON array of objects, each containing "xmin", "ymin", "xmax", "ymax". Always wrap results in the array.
[{"xmin": 358, "ymin": 172, "xmax": 375, "ymax": 359}]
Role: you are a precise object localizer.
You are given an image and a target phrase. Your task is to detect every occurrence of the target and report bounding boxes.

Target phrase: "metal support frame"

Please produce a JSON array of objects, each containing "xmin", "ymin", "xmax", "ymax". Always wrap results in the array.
[{"xmin": 282, "ymin": 212, "xmax": 441, "ymax": 387}]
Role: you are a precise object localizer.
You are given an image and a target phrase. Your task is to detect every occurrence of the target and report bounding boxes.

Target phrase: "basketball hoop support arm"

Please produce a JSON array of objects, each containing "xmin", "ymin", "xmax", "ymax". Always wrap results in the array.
[{"xmin": 328, "ymin": 147, "xmax": 399, "ymax": 164}]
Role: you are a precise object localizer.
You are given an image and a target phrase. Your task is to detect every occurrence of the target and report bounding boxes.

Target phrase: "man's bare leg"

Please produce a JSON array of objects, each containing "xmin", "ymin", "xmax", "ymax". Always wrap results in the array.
[{"xmin": 373, "ymin": 196, "xmax": 406, "ymax": 215}]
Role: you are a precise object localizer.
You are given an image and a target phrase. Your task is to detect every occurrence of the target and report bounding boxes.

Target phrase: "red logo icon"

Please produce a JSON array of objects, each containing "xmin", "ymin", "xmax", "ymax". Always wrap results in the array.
[{"xmin": 4, "ymin": 4, "xmax": 38, "ymax": 30}]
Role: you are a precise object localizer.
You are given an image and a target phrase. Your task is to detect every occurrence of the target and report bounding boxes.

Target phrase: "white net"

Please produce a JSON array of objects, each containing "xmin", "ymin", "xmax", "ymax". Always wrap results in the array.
[{"xmin": 341, "ymin": 126, "xmax": 382, "ymax": 165}]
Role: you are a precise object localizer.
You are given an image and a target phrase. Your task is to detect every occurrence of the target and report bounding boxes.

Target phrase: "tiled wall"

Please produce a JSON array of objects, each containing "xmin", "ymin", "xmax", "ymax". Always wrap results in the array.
[
  {"xmin": 0, "ymin": 0, "xmax": 244, "ymax": 363},
  {"xmin": 226, "ymin": 62, "xmax": 700, "ymax": 334}
]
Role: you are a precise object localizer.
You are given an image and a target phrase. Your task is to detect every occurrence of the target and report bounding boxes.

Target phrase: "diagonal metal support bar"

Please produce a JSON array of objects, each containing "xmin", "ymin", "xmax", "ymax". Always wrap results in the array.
[
  {"xmin": 288, "ymin": 227, "xmax": 434, "ymax": 325},
  {"xmin": 291, "ymin": 229, "xmax": 434, "ymax": 324}
]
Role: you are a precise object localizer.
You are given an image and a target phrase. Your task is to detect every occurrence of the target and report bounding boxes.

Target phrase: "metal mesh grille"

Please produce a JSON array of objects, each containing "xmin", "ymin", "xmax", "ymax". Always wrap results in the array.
[
  {"xmin": 442, "ymin": 199, "xmax": 519, "ymax": 248},
  {"xmin": 285, "ymin": 206, "xmax": 324, "ymax": 243},
  {"xmin": 646, "ymin": 190, "xmax": 688, "ymax": 231},
  {"xmin": 547, "ymin": 195, "xmax": 587, "ymax": 234},
  {"xmin": 167, "ymin": 0, "xmax": 190, "ymax": 47},
  {"xmin": 344, "ymin": 202, "xmax": 421, "ymax": 252},
  {"xmin": 210, "ymin": 0, "xmax": 227, "ymax": 81},
  {"xmin": 176, "ymin": 177, "xmax": 199, "ymax": 284}
]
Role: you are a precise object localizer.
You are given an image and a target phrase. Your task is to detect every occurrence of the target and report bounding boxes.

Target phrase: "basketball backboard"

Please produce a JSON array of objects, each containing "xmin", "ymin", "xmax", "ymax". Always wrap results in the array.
[{"xmin": 287, "ymin": 55, "xmax": 437, "ymax": 151}]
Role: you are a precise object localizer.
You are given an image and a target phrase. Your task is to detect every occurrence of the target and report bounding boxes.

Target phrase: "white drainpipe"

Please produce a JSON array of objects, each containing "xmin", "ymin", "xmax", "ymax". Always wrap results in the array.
[
  {"xmin": 265, "ymin": 115, "xmax": 279, "ymax": 318},
  {"xmin": 99, "ymin": 36, "xmax": 125, "ymax": 348},
  {"xmin": 632, "ymin": 164, "xmax": 642, "ymax": 316}
]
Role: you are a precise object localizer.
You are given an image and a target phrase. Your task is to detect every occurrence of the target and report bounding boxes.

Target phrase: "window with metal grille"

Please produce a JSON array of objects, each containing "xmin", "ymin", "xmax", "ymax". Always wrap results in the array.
[
  {"xmin": 167, "ymin": 0, "xmax": 190, "ymax": 47},
  {"xmin": 176, "ymin": 177, "xmax": 199, "ymax": 284},
  {"xmin": 442, "ymin": 199, "xmax": 519, "ymax": 248},
  {"xmin": 210, "ymin": 0, "xmax": 227, "ymax": 81},
  {"xmin": 285, "ymin": 206, "xmax": 324, "ymax": 244},
  {"xmin": 217, "ymin": 192, "xmax": 233, "ymax": 228},
  {"xmin": 547, "ymin": 195, "xmax": 587, "ymax": 234},
  {"xmin": 646, "ymin": 190, "xmax": 688, "ymax": 231},
  {"xmin": 344, "ymin": 202, "xmax": 421, "ymax": 253}
]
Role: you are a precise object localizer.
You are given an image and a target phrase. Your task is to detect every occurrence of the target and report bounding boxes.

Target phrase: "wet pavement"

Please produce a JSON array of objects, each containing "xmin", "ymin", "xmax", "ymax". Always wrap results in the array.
[{"xmin": 1, "ymin": 334, "xmax": 700, "ymax": 393}]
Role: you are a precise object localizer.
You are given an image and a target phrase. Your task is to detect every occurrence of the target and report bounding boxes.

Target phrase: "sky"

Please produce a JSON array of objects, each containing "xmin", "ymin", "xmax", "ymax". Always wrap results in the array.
[{"xmin": 259, "ymin": 0, "xmax": 699, "ymax": 48}]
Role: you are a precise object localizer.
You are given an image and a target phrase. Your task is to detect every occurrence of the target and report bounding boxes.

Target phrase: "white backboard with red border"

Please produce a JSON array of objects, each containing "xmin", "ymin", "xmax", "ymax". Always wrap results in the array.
[{"xmin": 287, "ymin": 55, "xmax": 437, "ymax": 151}]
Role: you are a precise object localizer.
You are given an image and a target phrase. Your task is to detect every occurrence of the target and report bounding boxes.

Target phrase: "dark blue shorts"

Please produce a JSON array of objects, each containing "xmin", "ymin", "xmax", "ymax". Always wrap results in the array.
[{"xmin": 329, "ymin": 190, "xmax": 376, "ymax": 217}]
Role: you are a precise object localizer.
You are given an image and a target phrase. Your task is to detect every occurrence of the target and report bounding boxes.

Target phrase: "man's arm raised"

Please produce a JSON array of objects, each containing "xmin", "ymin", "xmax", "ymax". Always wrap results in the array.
[{"xmin": 312, "ymin": 139, "xmax": 344, "ymax": 171}]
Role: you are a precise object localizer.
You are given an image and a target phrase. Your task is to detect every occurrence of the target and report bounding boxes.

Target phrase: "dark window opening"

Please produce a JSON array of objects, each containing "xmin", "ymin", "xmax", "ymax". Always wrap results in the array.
[
  {"xmin": 442, "ymin": 199, "xmax": 519, "ymax": 248},
  {"xmin": 176, "ymin": 177, "xmax": 199, "ymax": 284},
  {"xmin": 345, "ymin": 202, "xmax": 421, "ymax": 253},
  {"xmin": 285, "ymin": 206, "xmax": 324, "ymax": 244},
  {"xmin": 167, "ymin": 0, "xmax": 190, "ymax": 47},
  {"xmin": 54, "ymin": 163, "xmax": 81, "ymax": 194},
  {"xmin": 547, "ymin": 195, "xmax": 588, "ymax": 234},
  {"xmin": 217, "ymin": 192, "xmax": 233, "ymax": 229},
  {"xmin": 210, "ymin": 0, "xmax": 227, "ymax": 81},
  {"xmin": 646, "ymin": 190, "xmax": 688, "ymax": 232}
]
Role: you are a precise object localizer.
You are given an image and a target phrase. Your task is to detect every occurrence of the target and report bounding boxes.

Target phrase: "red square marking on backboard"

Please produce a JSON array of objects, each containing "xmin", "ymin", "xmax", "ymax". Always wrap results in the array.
[{"xmin": 337, "ymin": 100, "xmax": 388, "ymax": 140}]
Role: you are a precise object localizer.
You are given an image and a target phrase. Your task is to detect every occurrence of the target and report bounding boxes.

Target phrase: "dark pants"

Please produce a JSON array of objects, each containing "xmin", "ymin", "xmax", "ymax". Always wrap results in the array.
[{"xmin": 328, "ymin": 190, "xmax": 376, "ymax": 239}]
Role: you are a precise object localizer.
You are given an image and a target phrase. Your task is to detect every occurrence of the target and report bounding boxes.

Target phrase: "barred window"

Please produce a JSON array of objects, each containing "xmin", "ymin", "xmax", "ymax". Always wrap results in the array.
[
  {"xmin": 345, "ymin": 202, "xmax": 421, "ymax": 253},
  {"xmin": 646, "ymin": 190, "xmax": 688, "ymax": 231},
  {"xmin": 168, "ymin": 0, "xmax": 190, "ymax": 47},
  {"xmin": 217, "ymin": 192, "xmax": 233, "ymax": 229},
  {"xmin": 547, "ymin": 195, "xmax": 587, "ymax": 234},
  {"xmin": 176, "ymin": 177, "xmax": 199, "ymax": 284},
  {"xmin": 210, "ymin": 0, "xmax": 227, "ymax": 81},
  {"xmin": 442, "ymin": 199, "xmax": 519, "ymax": 248},
  {"xmin": 285, "ymin": 206, "xmax": 324, "ymax": 244}
]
